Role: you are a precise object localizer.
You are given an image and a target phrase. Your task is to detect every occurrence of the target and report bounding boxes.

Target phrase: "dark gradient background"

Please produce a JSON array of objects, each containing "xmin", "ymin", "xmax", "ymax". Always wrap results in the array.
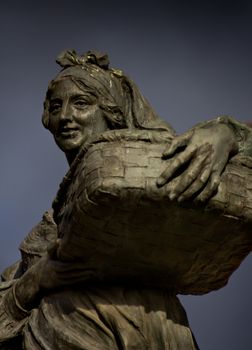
[{"xmin": 0, "ymin": 1, "xmax": 252, "ymax": 349}]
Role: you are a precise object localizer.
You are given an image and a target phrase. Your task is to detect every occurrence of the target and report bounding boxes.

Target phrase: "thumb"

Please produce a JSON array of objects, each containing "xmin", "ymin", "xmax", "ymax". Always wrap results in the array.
[{"xmin": 163, "ymin": 129, "xmax": 193, "ymax": 158}]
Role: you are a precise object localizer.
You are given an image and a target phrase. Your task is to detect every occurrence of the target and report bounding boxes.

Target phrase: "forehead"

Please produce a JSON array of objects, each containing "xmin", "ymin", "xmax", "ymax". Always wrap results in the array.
[{"xmin": 49, "ymin": 78, "xmax": 85, "ymax": 100}]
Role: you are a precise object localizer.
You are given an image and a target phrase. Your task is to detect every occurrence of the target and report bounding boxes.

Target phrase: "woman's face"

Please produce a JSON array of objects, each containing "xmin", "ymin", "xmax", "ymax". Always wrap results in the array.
[{"xmin": 48, "ymin": 78, "xmax": 108, "ymax": 153}]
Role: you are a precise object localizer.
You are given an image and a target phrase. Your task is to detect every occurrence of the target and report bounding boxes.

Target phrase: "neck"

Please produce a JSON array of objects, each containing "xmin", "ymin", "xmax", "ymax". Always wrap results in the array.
[{"xmin": 65, "ymin": 150, "xmax": 78, "ymax": 165}]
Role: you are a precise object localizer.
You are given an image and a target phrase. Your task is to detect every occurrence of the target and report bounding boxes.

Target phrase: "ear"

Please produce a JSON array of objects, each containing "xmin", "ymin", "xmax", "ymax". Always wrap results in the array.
[
  {"xmin": 99, "ymin": 103, "xmax": 127, "ymax": 130},
  {"xmin": 42, "ymin": 99, "xmax": 50, "ymax": 129}
]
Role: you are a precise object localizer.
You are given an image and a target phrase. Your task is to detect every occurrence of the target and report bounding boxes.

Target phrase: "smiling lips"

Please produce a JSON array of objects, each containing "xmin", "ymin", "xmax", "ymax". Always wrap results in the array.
[{"xmin": 58, "ymin": 125, "xmax": 80, "ymax": 138}]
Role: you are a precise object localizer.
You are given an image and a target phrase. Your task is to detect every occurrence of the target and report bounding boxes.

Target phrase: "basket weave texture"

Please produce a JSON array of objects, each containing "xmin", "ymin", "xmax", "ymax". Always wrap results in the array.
[{"xmin": 56, "ymin": 130, "xmax": 252, "ymax": 294}]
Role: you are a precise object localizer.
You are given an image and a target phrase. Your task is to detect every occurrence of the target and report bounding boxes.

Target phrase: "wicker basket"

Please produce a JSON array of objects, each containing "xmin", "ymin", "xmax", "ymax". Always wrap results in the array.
[{"xmin": 56, "ymin": 130, "xmax": 252, "ymax": 294}]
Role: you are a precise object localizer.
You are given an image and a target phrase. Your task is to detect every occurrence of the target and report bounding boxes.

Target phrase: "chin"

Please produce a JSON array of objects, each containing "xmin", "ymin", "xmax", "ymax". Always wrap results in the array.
[{"xmin": 55, "ymin": 137, "xmax": 83, "ymax": 153}]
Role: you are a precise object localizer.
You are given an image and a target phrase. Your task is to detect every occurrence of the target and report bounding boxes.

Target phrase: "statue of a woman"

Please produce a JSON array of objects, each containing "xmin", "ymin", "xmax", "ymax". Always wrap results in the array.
[{"xmin": 0, "ymin": 50, "xmax": 251, "ymax": 349}]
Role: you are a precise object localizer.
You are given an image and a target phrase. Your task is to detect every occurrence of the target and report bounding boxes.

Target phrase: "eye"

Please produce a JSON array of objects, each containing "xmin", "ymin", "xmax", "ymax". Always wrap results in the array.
[
  {"xmin": 72, "ymin": 94, "xmax": 96, "ymax": 109},
  {"xmin": 49, "ymin": 100, "xmax": 62, "ymax": 114},
  {"xmin": 74, "ymin": 99, "xmax": 88, "ymax": 108}
]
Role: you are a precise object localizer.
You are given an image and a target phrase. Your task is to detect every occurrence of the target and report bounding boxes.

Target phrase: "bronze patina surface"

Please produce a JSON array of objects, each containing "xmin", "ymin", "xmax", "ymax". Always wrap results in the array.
[{"xmin": 0, "ymin": 50, "xmax": 251, "ymax": 349}]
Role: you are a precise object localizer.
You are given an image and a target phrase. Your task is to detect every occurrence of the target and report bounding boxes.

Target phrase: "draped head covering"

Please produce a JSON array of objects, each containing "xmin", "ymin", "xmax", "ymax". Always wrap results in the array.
[{"xmin": 42, "ymin": 49, "xmax": 175, "ymax": 134}]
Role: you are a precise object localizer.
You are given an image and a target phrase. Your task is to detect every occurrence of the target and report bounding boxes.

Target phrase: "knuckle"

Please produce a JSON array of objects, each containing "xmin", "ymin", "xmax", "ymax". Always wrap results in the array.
[
  {"xmin": 188, "ymin": 165, "xmax": 200, "ymax": 179},
  {"xmin": 199, "ymin": 175, "xmax": 206, "ymax": 185},
  {"xmin": 185, "ymin": 172, "xmax": 195, "ymax": 184},
  {"xmin": 200, "ymin": 169, "xmax": 210, "ymax": 183},
  {"xmin": 176, "ymin": 154, "xmax": 185, "ymax": 167}
]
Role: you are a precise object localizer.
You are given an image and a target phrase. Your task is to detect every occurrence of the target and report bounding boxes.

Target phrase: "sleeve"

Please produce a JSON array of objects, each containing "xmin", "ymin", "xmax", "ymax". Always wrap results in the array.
[
  {"xmin": 0, "ymin": 280, "xmax": 29, "ymax": 346},
  {"xmin": 189, "ymin": 115, "xmax": 252, "ymax": 157},
  {"xmin": 214, "ymin": 115, "xmax": 252, "ymax": 156},
  {"xmin": 0, "ymin": 210, "xmax": 57, "ymax": 347}
]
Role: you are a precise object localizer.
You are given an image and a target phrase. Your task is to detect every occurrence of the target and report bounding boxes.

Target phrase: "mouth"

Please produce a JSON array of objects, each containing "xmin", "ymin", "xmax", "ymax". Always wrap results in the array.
[{"xmin": 58, "ymin": 126, "xmax": 80, "ymax": 138}]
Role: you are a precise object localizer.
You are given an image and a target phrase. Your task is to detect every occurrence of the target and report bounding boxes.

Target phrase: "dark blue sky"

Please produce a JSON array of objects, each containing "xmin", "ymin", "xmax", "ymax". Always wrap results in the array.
[{"xmin": 0, "ymin": 1, "xmax": 252, "ymax": 348}]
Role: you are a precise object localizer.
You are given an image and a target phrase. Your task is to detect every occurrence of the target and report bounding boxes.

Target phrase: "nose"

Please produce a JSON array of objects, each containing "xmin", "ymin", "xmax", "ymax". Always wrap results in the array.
[{"xmin": 59, "ymin": 101, "xmax": 73, "ymax": 122}]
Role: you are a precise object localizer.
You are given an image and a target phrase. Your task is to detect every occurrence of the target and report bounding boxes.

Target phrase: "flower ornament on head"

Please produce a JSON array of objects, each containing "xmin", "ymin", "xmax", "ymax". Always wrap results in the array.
[
  {"xmin": 56, "ymin": 49, "xmax": 124, "ymax": 80},
  {"xmin": 56, "ymin": 49, "xmax": 110, "ymax": 70}
]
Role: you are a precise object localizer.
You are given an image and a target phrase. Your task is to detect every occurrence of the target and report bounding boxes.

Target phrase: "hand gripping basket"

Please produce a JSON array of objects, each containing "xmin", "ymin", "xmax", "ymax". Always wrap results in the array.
[{"xmin": 55, "ymin": 130, "xmax": 252, "ymax": 294}]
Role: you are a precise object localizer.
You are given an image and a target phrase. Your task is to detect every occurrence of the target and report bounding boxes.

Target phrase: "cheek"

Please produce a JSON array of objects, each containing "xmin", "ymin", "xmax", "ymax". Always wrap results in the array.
[
  {"xmin": 76, "ymin": 107, "xmax": 106, "ymax": 131},
  {"xmin": 47, "ymin": 115, "xmax": 60, "ymax": 135},
  {"xmin": 75, "ymin": 112, "xmax": 94, "ymax": 127}
]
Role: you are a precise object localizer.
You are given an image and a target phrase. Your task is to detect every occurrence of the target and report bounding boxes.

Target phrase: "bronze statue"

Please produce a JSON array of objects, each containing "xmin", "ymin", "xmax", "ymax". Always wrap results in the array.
[{"xmin": 0, "ymin": 50, "xmax": 251, "ymax": 349}]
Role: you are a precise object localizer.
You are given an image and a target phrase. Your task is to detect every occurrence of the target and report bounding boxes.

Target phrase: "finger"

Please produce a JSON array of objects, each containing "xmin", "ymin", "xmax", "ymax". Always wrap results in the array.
[
  {"xmin": 177, "ymin": 162, "xmax": 212, "ymax": 201},
  {"xmin": 195, "ymin": 151, "xmax": 229, "ymax": 202},
  {"xmin": 157, "ymin": 146, "xmax": 196, "ymax": 187},
  {"xmin": 166, "ymin": 148, "xmax": 211, "ymax": 200},
  {"xmin": 196, "ymin": 171, "xmax": 221, "ymax": 202},
  {"xmin": 163, "ymin": 130, "xmax": 193, "ymax": 158}
]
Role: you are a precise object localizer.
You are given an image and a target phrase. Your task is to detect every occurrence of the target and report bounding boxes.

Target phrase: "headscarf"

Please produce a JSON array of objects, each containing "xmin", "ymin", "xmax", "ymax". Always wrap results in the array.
[{"xmin": 42, "ymin": 49, "xmax": 175, "ymax": 134}]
